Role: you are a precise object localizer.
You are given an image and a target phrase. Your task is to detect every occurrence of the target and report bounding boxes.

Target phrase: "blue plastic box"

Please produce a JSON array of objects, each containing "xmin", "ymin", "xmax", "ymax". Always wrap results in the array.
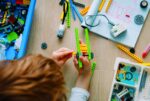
[
  {"xmin": 0, "ymin": 0, "xmax": 36, "ymax": 60},
  {"xmin": 17, "ymin": 0, "xmax": 36, "ymax": 59}
]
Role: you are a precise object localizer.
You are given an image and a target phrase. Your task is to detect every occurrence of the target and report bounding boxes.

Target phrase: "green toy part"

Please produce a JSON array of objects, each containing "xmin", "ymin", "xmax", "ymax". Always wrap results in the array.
[
  {"xmin": 75, "ymin": 28, "xmax": 82, "ymax": 68},
  {"xmin": 85, "ymin": 28, "xmax": 92, "ymax": 60},
  {"xmin": 7, "ymin": 32, "xmax": 18, "ymax": 43},
  {"xmin": 91, "ymin": 62, "xmax": 96, "ymax": 75},
  {"xmin": 67, "ymin": 2, "xmax": 71, "ymax": 28},
  {"xmin": 75, "ymin": 28, "xmax": 96, "ymax": 73}
]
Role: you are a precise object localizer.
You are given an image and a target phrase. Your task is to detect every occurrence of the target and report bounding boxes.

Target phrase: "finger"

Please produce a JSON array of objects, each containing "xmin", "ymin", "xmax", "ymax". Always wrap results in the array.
[
  {"xmin": 73, "ymin": 57, "xmax": 79, "ymax": 70},
  {"xmin": 59, "ymin": 51, "xmax": 74, "ymax": 59},
  {"xmin": 79, "ymin": 40, "xmax": 84, "ymax": 44},
  {"xmin": 73, "ymin": 56, "xmax": 78, "ymax": 65},
  {"xmin": 56, "ymin": 48, "xmax": 72, "ymax": 52},
  {"xmin": 80, "ymin": 56, "xmax": 89, "ymax": 66}
]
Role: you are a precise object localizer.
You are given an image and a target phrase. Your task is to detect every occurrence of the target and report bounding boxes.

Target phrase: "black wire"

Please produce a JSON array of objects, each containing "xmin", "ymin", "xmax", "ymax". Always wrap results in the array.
[
  {"xmin": 62, "ymin": 1, "xmax": 69, "ymax": 24},
  {"xmin": 85, "ymin": 14, "xmax": 115, "ymax": 27}
]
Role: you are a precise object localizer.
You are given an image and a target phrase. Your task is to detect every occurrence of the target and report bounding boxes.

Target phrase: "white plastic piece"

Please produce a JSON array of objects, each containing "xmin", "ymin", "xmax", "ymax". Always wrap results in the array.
[
  {"xmin": 0, "ymin": 44, "xmax": 6, "ymax": 60},
  {"xmin": 57, "ymin": 24, "xmax": 65, "ymax": 38},
  {"xmin": 15, "ymin": 34, "xmax": 22, "ymax": 50},
  {"xmin": 116, "ymin": 88, "xmax": 129, "ymax": 99},
  {"xmin": 111, "ymin": 24, "xmax": 127, "ymax": 37}
]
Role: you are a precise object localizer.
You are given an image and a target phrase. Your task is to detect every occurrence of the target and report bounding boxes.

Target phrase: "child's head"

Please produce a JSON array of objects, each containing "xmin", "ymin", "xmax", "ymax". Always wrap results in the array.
[{"xmin": 0, "ymin": 55, "xmax": 66, "ymax": 101}]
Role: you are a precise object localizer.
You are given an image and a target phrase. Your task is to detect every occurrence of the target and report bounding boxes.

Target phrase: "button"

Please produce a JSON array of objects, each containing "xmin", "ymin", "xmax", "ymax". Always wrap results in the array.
[
  {"xmin": 140, "ymin": 0, "xmax": 148, "ymax": 8},
  {"xmin": 134, "ymin": 15, "xmax": 144, "ymax": 25}
]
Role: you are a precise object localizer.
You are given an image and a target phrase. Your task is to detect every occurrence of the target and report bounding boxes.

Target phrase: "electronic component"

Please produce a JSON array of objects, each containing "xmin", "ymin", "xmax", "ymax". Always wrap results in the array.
[
  {"xmin": 140, "ymin": 0, "xmax": 148, "ymax": 8},
  {"xmin": 111, "ymin": 24, "xmax": 127, "ymax": 37},
  {"xmin": 57, "ymin": 24, "xmax": 65, "ymax": 39},
  {"xmin": 134, "ymin": 15, "xmax": 144, "ymax": 25}
]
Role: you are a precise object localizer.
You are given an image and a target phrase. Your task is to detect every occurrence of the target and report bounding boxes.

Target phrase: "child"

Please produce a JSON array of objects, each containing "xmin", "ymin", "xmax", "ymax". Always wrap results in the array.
[{"xmin": 0, "ymin": 48, "xmax": 92, "ymax": 101}]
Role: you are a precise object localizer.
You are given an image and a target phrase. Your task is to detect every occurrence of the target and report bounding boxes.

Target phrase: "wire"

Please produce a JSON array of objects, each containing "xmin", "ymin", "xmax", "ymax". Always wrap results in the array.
[{"xmin": 85, "ymin": 14, "xmax": 115, "ymax": 27}]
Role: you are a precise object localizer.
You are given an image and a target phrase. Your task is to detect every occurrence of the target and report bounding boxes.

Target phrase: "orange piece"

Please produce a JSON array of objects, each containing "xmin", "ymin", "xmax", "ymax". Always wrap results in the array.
[
  {"xmin": 80, "ymin": 6, "xmax": 90, "ymax": 15},
  {"xmin": 80, "ymin": 44, "xmax": 87, "ymax": 53}
]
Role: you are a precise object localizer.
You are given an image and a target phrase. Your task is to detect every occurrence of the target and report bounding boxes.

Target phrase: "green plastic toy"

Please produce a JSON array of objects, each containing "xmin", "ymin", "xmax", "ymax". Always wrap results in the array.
[{"xmin": 74, "ymin": 28, "xmax": 96, "ymax": 74}]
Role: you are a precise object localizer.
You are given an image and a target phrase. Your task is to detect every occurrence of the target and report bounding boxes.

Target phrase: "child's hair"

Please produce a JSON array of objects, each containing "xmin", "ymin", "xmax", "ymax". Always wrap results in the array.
[{"xmin": 0, "ymin": 55, "xmax": 66, "ymax": 101}]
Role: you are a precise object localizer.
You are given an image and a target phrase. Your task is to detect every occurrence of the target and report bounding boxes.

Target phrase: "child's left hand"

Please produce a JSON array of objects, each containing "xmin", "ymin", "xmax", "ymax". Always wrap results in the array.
[{"xmin": 52, "ymin": 48, "xmax": 73, "ymax": 67}]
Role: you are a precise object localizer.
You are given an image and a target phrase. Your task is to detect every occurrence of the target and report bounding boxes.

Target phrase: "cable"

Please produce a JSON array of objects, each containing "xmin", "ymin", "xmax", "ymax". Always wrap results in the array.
[{"xmin": 85, "ymin": 14, "xmax": 115, "ymax": 27}]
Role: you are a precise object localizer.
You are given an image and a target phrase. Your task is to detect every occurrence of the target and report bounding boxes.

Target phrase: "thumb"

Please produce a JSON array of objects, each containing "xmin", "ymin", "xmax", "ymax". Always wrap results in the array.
[{"xmin": 59, "ymin": 51, "xmax": 73, "ymax": 59}]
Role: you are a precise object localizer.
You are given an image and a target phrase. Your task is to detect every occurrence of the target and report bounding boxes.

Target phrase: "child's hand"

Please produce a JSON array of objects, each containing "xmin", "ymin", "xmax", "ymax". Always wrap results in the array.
[
  {"xmin": 73, "ymin": 56, "xmax": 92, "ymax": 76},
  {"xmin": 73, "ymin": 56, "xmax": 92, "ymax": 90},
  {"xmin": 52, "ymin": 48, "xmax": 73, "ymax": 67}
]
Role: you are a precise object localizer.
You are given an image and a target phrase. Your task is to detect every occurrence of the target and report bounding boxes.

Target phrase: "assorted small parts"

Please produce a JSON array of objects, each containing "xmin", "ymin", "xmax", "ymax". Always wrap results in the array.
[
  {"xmin": 111, "ymin": 84, "xmax": 135, "ymax": 101},
  {"xmin": 116, "ymin": 63, "xmax": 140, "ymax": 86},
  {"xmin": 111, "ymin": 24, "xmax": 127, "ymax": 37},
  {"xmin": 140, "ymin": 0, "xmax": 148, "ymax": 8},
  {"xmin": 57, "ymin": 24, "xmax": 65, "ymax": 39},
  {"xmin": 134, "ymin": 15, "xmax": 144, "ymax": 25},
  {"xmin": 0, "ymin": 0, "xmax": 29, "ymax": 60},
  {"xmin": 41, "ymin": 42, "xmax": 48, "ymax": 50}
]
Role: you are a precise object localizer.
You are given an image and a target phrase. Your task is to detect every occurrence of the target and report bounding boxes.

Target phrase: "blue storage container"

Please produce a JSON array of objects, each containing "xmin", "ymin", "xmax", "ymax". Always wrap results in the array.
[{"xmin": 0, "ymin": 0, "xmax": 36, "ymax": 60}]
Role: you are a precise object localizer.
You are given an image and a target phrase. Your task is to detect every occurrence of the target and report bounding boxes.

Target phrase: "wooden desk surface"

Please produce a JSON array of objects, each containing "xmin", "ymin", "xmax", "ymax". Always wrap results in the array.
[{"xmin": 27, "ymin": 0, "xmax": 150, "ymax": 101}]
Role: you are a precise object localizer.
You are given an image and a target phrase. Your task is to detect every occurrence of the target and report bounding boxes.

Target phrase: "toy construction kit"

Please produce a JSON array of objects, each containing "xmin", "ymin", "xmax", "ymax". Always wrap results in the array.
[
  {"xmin": 0, "ymin": 0, "xmax": 36, "ymax": 60},
  {"xmin": 109, "ymin": 58, "xmax": 150, "ymax": 101}
]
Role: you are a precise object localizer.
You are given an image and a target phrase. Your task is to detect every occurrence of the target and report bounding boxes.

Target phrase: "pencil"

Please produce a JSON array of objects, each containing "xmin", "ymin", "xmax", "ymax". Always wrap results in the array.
[
  {"xmin": 98, "ymin": 0, "xmax": 106, "ymax": 12},
  {"xmin": 105, "ymin": 0, "xmax": 113, "ymax": 13}
]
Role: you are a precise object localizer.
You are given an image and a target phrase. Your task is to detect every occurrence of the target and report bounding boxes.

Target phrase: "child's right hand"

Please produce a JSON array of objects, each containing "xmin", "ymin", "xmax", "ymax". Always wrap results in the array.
[
  {"xmin": 73, "ymin": 56, "xmax": 92, "ymax": 76},
  {"xmin": 73, "ymin": 56, "xmax": 92, "ymax": 90}
]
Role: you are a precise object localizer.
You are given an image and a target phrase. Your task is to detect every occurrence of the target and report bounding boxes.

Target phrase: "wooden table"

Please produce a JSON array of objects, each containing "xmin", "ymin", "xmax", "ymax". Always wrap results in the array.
[{"xmin": 27, "ymin": 0, "xmax": 150, "ymax": 101}]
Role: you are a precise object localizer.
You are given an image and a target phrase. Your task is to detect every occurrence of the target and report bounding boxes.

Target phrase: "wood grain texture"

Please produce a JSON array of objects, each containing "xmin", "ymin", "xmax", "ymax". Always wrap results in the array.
[{"xmin": 27, "ymin": 0, "xmax": 150, "ymax": 100}]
